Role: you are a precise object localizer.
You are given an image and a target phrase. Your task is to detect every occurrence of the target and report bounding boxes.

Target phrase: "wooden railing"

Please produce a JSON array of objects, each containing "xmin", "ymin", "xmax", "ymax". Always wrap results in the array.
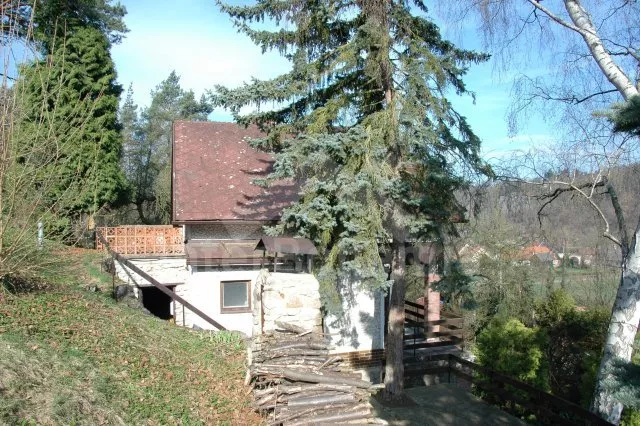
[
  {"xmin": 96, "ymin": 230, "xmax": 225, "ymax": 331},
  {"xmin": 404, "ymin": 354, "xmax": 613, "ymax": 426},
  {"xmin": 96, "ymin": 226, "xmax": 184, "ymax": 256},
  {"xmin": 404, "ymin": 300, "xmax": 463, "ymax": 351}
]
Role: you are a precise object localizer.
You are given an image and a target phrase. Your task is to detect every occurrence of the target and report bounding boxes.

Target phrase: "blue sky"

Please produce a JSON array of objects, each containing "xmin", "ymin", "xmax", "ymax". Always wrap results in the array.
[{"xmin": 111, "ymin": 0, "xmax": 553, "ymax": 159}]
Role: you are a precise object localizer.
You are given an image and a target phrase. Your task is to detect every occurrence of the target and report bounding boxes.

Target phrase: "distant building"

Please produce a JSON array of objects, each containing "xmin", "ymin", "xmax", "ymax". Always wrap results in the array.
[{"xmin": 517, "ymin": 243, "xmax": 560, "ymax": 267}]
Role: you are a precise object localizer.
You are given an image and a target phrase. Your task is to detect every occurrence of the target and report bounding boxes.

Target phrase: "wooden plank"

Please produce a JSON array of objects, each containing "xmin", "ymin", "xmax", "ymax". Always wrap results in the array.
[
  {"xmin": 425, "ymin": 329, "xmax": 463, "ymax": 338},
  {"xmin": 406, "ymin": 317, "xmax": 463, "ymax": 328},
  {"xmin": 404, "ymin": 311, "xmax": 422, "ymax": 321},
  {"xmin": 96, "ymin": 230, "xmax": 226, "ymax": 331},
  {"xmin": 404, "ymin": 338, "xmax": 461, "ymax": 350},
  {"xmin": 425, "ymin": 324, "xmax": 462, "ymax": 333},
  {"xmin": 404, "ymin": 300, "xmax": 424, "ymax": 310},
  {"xmin": 430, "ymin": 317, "xmax": 462, "ymax": 326},
  {"xmin": 404, "ymin": 318, "xmax": 423, "ymax": 328},
  {"xmin": 404, "ymin": 308, "xmax": 423, "ymax": 316},
  {"xmin": 473, "ymin": 379, "xmax": 575, "ymax": 426},
  {"xmin": 449, "ymin": 356, "xmax": 613, "ymax": 425},
  {"xmin": 403, "ymin": 333, "xmax": 424, "ymax": 340}
]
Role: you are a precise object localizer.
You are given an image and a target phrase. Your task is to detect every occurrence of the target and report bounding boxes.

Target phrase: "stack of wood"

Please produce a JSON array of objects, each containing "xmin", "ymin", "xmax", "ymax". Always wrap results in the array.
[{"xmin": 248, "ymin": 322, "xmax": 378, "ymax": 425}]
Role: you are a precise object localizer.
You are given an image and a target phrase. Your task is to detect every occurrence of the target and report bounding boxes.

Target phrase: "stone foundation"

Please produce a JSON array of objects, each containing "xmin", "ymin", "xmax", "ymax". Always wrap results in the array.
[{"xmin": 253, "ymin": 270, "xmax": 323, "ymax": 335}]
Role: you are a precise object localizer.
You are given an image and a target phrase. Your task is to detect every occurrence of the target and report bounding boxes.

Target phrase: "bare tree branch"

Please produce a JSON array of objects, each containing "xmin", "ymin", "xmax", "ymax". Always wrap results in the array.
[
  {"xmin": 524, "ymin": 0, "xmax": 585, "ymax": 36},
  {"xmin": 504, "ymin": 175, "xmax": 622, "ymax": 247},
  {"xmin": 603, "ymin": 176, "xmax": 630, "ymax": 256}
]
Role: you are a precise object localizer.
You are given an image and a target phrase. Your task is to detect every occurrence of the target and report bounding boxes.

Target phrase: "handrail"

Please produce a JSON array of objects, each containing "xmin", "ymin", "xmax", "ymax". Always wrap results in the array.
[
  {"xmin": 449, "ymin": 355, "xmax": 611, "ymax": 425},
  {"xmin": 404, "ymin": 299, "xmax": 425, "ymax": 310},
  {"xmin": 404, "ymin": 354, "xmax": 613, "ymax": 426},
  {"xmin": 96, "ymin": 230, "xmax": 226, "ymax": 331}
]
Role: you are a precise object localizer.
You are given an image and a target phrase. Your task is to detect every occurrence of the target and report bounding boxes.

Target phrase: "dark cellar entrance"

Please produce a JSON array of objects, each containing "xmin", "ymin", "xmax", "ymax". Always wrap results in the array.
[{"xmin": 141, "ymin": 286, "xmax": 174, "ymax": 320}]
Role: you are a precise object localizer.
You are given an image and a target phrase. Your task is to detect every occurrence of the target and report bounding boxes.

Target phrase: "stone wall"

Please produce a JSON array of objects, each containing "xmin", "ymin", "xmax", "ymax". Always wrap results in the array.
[
  {"xmin": 253, "ymin": 271, "xmax": 323, "ymax": 335},
  {"xmin": 114, "ymin": 257, "xmax": 187, "ymax": 286}
]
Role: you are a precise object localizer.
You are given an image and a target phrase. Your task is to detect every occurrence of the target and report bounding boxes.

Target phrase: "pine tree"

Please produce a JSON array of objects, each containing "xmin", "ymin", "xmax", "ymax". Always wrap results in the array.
[
  {"xmin": 214, "ymin": 0, "xmax": 490, "ymax": 399},
  {"xmin": 120, "ymin": 72, "xmax": 211, "ymax": 224},
  {"xmin": 611, "ymin": 95, "xmax": 640, "ymax": 137},
  {"xmin": 15, "ymin": 25, "xmax": 127, "ymax": 238},
  {"xmin": 120, "ymin": 84, "xmax": 139, "ymax": 178},
  {"xmin": 119, "ymin": 85, "xmax": 144, "ymax": 219}
]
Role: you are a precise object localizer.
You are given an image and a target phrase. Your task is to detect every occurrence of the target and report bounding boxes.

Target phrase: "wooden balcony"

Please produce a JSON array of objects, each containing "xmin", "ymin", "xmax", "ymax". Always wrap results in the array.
[{"xmin": 95, "ymin": 226, "xmax": 184, "ymax": 256}]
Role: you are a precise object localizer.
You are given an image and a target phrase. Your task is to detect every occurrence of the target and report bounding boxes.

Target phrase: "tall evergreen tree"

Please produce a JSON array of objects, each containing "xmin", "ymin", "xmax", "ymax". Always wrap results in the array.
[
  {"xmin": 214, "ymin": 0, "xmax": 490, "ymax": 399},
  {"xmin": 120, "ymin": 84, "xmax": 139, "ymax": 178},
  {"xmin": 120, "ymin": 72, "xmax": 211, "ymax": 224},
  {"xmin": 15, "ymin": 25, "xmax": 127, "ymax": 238},
  {"xmin": 2, "ymin": 0, "xmax": 127, "ymax": 47}
]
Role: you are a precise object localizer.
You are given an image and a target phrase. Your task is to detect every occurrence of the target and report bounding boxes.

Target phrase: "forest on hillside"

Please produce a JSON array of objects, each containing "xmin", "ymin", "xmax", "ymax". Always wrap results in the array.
[
  {"xmin": 459, "ymin": 163, "xmax": 640, "ymax": 266},
  {"xmin": 1, "ymin": 1, "xmax": 640, "ymax": 425}
]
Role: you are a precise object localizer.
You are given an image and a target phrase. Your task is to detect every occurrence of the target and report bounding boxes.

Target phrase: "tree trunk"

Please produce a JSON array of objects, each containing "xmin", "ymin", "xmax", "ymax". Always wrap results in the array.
[
  {"xmin": 136, "ymin": 200, "xmax": 150, "ymax": 225},
  {"xmin": 591, "ymin": 233, "xmax": 640, "ymax": 424},
  {"xmin": 563, "ymin": 0, "xmax": 639, "ymax": 101},
  {"xmin": 383, "ymin": 230, "xmax": 406, "ymax": 401}
]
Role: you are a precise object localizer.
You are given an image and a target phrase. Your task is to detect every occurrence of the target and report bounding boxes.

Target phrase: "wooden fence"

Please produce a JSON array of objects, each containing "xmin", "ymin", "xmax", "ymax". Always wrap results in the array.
[
  {"xmin": 404, "ymin": 354, "xmax": 613, "ymax": 426},
  {"xmin": 404, "ymin": 300, "xmax": 464, "ymax": 352},
  {"xmin": 95, "ymin": 226, "xmax": 184, "ymax": 256}
]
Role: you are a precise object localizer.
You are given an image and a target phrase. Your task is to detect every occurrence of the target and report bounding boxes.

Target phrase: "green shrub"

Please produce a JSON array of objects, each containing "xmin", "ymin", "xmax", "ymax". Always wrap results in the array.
[
  {"xmin": 622, "ymin": 409, "xmax": 640, "ymax": 426},
  {"xmin": 535, "ymin": 289, "xmax": 575, "ymax": 327},
  {"xmin": 544, "ymin": 306, "xmax": 609, "ymax": 406},
  {"xmin": 475, "ymin": 318, "xmax": 549, "ymax": 390}
]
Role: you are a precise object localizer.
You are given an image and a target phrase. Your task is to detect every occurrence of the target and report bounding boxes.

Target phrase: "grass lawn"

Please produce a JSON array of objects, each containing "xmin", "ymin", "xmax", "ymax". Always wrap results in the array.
[
  {"xmin": 0, "ymin": 249, "xmax": 261, "ymax": 425},
  {"xmin": 531, "ymin": 264, "xmax": 619, "ymax": 309}
]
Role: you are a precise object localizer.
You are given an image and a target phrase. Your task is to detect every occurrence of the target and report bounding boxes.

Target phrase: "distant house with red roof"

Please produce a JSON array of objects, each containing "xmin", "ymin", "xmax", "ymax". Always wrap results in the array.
[{"xmin": 517, "ymin": 243, "xmax": 559, "ymax": 267}]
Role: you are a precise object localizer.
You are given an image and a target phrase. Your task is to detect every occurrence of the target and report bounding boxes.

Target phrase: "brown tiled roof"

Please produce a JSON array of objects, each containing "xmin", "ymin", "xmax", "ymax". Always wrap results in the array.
[{"xmin": 172, "ymin": 121, "xmax": 299, "ymax": 223}]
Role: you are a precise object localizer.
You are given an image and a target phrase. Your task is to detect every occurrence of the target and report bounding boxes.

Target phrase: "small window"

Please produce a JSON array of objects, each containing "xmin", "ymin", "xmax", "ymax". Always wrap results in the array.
[{"xmin": 220, "ymin": 280, "xmax": 251, "ymax": 313}]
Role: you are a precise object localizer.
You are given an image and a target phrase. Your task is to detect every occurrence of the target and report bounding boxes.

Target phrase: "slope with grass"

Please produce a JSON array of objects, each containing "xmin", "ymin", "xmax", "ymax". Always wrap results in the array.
[{"xmin": 0, "ymin": 249, "xmax": 261, "ymax": 425}]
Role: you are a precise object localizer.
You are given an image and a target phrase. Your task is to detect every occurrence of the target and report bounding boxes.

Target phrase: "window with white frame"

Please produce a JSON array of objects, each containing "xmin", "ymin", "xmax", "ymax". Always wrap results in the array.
[{"xmin": 220, "ymin": 280, "xmax": 251, "ymax": 313}]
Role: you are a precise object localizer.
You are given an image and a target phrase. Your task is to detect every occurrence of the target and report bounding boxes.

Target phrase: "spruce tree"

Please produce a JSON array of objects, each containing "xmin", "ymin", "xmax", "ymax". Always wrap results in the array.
[
  {"xmin": 2, "ymin": 0, "xmax": 127, "ymax": 47},
  {"xmin": 214, "ymin": 0, "xmax": 490, "ymax": 399},
  {"xmin": 611, "ymin": 95, "xmax": 640, "ymax": 137},
  {"xmin": 15, "ymin": 25, "xmax": 127, "ymax": 238}
]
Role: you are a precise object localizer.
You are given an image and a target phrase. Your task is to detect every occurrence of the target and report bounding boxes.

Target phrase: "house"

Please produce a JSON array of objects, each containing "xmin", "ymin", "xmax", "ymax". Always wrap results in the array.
[
  {"xmin": 517, "ymin": 243, "xmax": 560, "ymax": 267},
  {"xmin": 109, "ymin": 121, "xmax": 386, "ymax": 365}
]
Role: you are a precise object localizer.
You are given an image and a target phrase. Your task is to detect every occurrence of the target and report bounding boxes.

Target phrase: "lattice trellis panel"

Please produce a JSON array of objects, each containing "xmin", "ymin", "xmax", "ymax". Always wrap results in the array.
[{"xmin": 96, "ymin": 226, "xmax": 184, "ymax": 255}]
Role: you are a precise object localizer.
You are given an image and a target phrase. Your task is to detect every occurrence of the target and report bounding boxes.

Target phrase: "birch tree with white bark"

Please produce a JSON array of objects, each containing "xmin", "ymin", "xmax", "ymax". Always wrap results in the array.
[{"xmin": 440, "ymin": 1, "xmax": 640, "ymax": 423}]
